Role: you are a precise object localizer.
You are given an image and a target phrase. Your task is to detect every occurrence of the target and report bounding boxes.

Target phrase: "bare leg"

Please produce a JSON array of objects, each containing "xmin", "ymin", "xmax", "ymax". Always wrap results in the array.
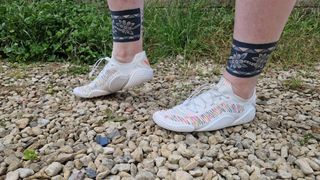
[
  {"xmin": 107, "ymin": 0, "xmax": 144, "ymax": 63},
  {"xmin": 223, "ymin": 0, "xmax": 296, "ymax": 99}
]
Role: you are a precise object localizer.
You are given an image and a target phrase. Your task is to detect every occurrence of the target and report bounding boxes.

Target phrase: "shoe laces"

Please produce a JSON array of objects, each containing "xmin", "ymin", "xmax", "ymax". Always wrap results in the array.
[
  {"xmin": 179, "ymin": 83, "xmax": 226, "ymax": 113},
  {"xmin": 87, "ymin": 57, "xmax": 117, "ymax": 88},
  {"xmin": 88, "ymin": 57, "xmax": 112, "ymax": 78}
]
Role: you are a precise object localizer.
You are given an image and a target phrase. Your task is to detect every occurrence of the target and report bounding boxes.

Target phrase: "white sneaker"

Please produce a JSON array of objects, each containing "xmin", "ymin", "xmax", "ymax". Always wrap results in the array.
[
  {"xmin": 153, "ymin": 77, "xmax": 256, "ymax": 132},
  {"xmin": 73, "ymin": 51, "xmax": 153, "ymax": 98}
]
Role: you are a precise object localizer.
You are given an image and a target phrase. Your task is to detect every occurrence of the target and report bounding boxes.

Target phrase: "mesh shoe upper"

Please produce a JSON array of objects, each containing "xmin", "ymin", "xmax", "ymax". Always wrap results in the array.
[
  {"xmin": 153, "ymin": 77, "xmax": 256, "ymax": 132},
  {"xmin": 73, "ymin": 51, "xmax": 153, "ymax": 98}
]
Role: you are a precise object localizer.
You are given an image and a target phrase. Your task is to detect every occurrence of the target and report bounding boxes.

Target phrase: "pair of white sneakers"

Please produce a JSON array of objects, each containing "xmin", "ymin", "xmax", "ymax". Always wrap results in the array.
[{"xmin": 73, "ymin": 51, "xmax": 256, "ymax": 132}]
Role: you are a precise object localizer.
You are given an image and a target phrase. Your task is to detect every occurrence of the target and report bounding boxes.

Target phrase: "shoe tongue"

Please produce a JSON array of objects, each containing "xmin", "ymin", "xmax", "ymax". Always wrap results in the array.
[{"xmin": 216, "ymin": 77, "xmax": 233, "ymax": 95}]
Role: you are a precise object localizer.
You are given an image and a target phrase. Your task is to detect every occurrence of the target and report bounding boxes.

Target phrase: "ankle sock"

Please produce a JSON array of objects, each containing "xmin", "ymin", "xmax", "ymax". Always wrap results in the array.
[
  {"xmin": 226, "ymin": 39, "xmax": 277, "ymax": 77},
  {"xmin": 111, "ymin": 8, "xmax": 142, "ymax": 42}
]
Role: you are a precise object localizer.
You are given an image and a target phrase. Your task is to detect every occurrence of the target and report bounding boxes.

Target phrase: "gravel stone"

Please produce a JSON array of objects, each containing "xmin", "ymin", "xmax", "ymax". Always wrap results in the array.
[
  {"xmin": 17, "ymin": 168, "xmax": 34, "ymax": 178},
  {"xmin": 306, "ymin": 158, "xmax": 320, "ymax": 171},
  {"xmin": 280, "ymin": 145, "xmax": 289, "ymax": 158},
  {"xmin": 183, "ymin": 160, "xmax": 198, "ymax": 171},
  {"xmin": 131, "ymin": 147, "xmax": 143, "ymax": 162},
  {"xmin": 278, "ymin": 169, "xmax": 292, "ymax": 179},
  {"xmin": 37, "ymin": 118, "xmax": 50, "ymax": 127},
  {"xmin": 68, "ymin": 171, "xmax": 85, "ymax": 180},
  {"xmin": 0, "ymin": 143, "xmax": 5, "ymax": 152},
  {"xmin": 111, "ymin": 164, "xmax": 131, "ymax": 174},
  {"xmin": 103, "ymin": 147, "xmax": 115, "ymax": 155},
  {"xmin": 175, "ymin": 170, "xmax": 193, "ymax": 180},
  {"xmin": 291, "ymin": 168, "xmax": 304, "ymax": 179},
  {"xmin": 165, "ymin": 162, "xmax": 179, "ymax": 170},
  {"xmin": 5, "ymin": 155, "xmax": 21, "ymax": 172},
  {"xmin": 185, "ymin": 134, "xmax": 198, "ymax": 145},
  {"xmin": 135, "ymin": 170, "xmax": 155, "ymax": 180},
  {"xmin": 157, "ymin": 167, "xmax": 168, "ymax": 178},
  {"xmin": 221, "ymin": 169, "xmax": 233, "ymax": 180},
  {"xmin": 168, "ymin": 154, "xmax": 182, "ymax": 164},
  {"xmin": 255, "ymin": 149, "xmax": 268, "ymax": 160},
  {"xmin": 155, "ymin": 157, "xmax": 166, "ymax": 167},
  {"xmin": 15, "ymin": 118, "xmax": 29, "ymax": 129},
  {"xmin": 250, "ymin": 168, "xmax": 261, "ymax": 180},
  {"xmin": 5, "ymin": 171, "xmax": 19, "ymax": 180},
  {"xmin": 239, "ymin": 169, "xmax": 249, "ymax": 180},
  {"xmin": 55, "ymin": 153, "xmax": 74, "ymax": 163},
  {"xmin": 295, "ymin": 158, "xmax": 314, "ymax": 175},
  {"xmin": 178, "ymin": 144, "xmax": 195, "ymax": 158},
  {"xmin": 213, "ymin": 160, "xmax": 228, "ymax": 172},
  {"xmin": 245, "ymin": 131, "xmax": 256, "ymax": 141},
  {"xmin": 31, "ymin": 126, "xmax": 43, "ymax": 135},
  {"xmin": 97, "ymin": 171, "xmax": 109, "ymax": 180},
  {"xmin": 45, "ymin": 162, "xmax": 63, "ymax": 176},
  {"xmin": 108, "ymin": 175, "xmax": 121, "ymax": 180},
  {"xmin": 189, "ymin": 168, "xmax": 203, "ymax": 177},
  {"xmin": 86, "ymin": 168, "xmax": 97, "ymax": 178}
]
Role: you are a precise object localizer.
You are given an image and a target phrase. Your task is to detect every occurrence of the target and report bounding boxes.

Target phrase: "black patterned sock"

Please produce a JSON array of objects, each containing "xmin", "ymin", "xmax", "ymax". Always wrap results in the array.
[
  {"xmin": 226, "ymin": 39, "xmax": 277, "ymax": 77},
  {"xmin": 111, "ymin": 8, "xmax": 142, "ymax": 42}
]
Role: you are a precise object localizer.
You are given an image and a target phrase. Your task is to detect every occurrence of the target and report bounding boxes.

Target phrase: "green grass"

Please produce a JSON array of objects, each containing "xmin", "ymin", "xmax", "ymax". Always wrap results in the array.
[
  {"xmin": 8, "ymin": 70, "xmax": 27, "ymax": 79},
  {"xmin": 274, "ymin": 8, "xmax": 320, "ymax": 69},
  {"xmin": 95, "ymin": 109, "xmax": 126, "ymax": 126},
  {"xmin": 55, "ymin": 65, "xmax": 90, "ymax": 76},
  {"xmin": 144, "ymin": 1, "xmax": 320, "ymax": 68},
  {"xmin": 0, "ymin": 0, "xmax": 319, "ymax": 69},
  {"xmin": 145, "ymin": 1, "xmax": 233, "ymax": 61},
  {"xmin": 68, "ymin": 65, "xmax": 90, "ymax": 75},
  {"xmin": 46, "ymin": 83, "xmax": 58, "ymax": 95},
  {"xmin": 145, "ymin": 1, "xmax": 234, "ymax": 64},
  {"xmin": 283, "ymin": 77, "xmax": 303, "ymax": 90},
  {"xmin": 299, "ymin": 133, "xmax": 315, "ymax": 146},
  {"xmin": 23, "ymin": 149, "xmax": 38, "ymax": 161},
  {"xmin": 0, "ymin": 119, "xmax": 5, "ymax": 127},
  {"xmin": 104, "ymin": 109, "xmax": 127, "ymax": 122}
]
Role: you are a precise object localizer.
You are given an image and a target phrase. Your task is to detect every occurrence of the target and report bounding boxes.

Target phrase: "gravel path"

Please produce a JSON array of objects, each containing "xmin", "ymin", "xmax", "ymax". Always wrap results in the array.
[{"xmin": 0, "ymin": 59, "xmax": 319, "ymax": 180}]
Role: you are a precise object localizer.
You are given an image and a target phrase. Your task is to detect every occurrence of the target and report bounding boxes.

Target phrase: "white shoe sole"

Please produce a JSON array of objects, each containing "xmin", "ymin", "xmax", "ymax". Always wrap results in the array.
[
  {"xmin": 73, "ymin": 89, "xmax": 111, "ymax": 98},
  {"xmin": 153, "ymin": 107, "xmax": 256, "ymax": 132}
]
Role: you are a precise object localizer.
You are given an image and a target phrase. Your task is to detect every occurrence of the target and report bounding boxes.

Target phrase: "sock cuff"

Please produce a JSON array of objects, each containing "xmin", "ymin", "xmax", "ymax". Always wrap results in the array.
[
  {"xmin": 110, "ymin": 8, "xmax": 141, "ymax": 16},
  {"xmin": 232, "ymin": 39, "xmax": 277, "ymax": 50},
  {"xmin": 226, "ymin": 39, "xmax": 278, "ymax": 78}
]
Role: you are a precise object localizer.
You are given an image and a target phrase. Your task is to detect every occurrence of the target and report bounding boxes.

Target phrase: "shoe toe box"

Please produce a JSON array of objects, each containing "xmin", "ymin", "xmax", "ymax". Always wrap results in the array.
[
  {"xmin": 73, "ymin": 85, "xmax": 112, "ymax": 98},
  {"xmin": 153, "ymin": 111, "xmax": 195, "ymax": 132},
  {"xmin": 73, "ymin": 86, "xmax": 90, "ymax": 98}
]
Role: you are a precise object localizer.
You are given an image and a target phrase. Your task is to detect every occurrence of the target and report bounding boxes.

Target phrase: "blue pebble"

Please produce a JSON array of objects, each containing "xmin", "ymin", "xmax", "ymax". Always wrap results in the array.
[
  {"xmin": 86, "ymin": 168, "xmax": 97, "ymax": 178},
  {"xmin": 95, "ymin": 135, "xmax": 110, "ymax": 147}
]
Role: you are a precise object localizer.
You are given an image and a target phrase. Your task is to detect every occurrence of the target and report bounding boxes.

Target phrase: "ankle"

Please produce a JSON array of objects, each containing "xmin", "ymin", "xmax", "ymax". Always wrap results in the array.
[
  {"xmin": 231, "ymin": 85, "xmax": 255, "ymax": 99},
  {"xmin": 112, "ymin": 42, "xmax": 143, "ymax": 63},
  {"xmin": 223, "ymin": 71, "xmax": 257, "ymax": 99},
  {"xmin": 112, "ymin": 51, "xmax": 137, "ymax": 63}
]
